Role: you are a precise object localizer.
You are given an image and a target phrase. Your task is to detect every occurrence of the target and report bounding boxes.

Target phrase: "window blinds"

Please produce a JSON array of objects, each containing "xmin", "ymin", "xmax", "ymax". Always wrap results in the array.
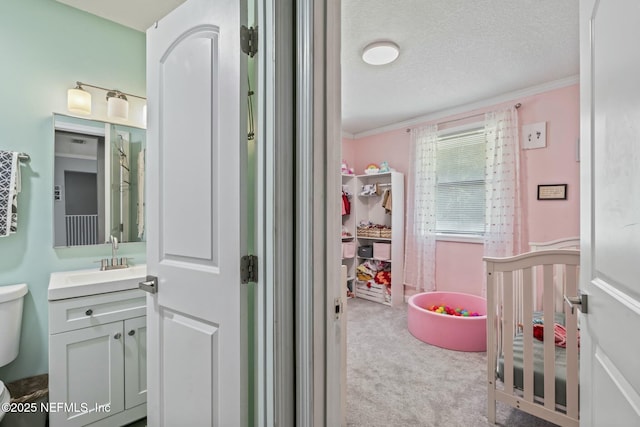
[{"xmin": 435, "ymin": 129, "xmax": 485, "ymax": 234}]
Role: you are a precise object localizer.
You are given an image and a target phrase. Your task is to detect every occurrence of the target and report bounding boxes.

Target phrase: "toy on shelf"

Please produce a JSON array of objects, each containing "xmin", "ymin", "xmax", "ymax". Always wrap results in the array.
[
  {"xmin": 364, "ymin": 163, "xmax": 380, "ymax": 175},
  {"xmin": 341, "ymin": 160, "xmax": 355, "ymax": 175},
  {"xmin": 359, "ymin": 184, "xmax": 377, "ymax": 196},
  {"xmin": 379, "ymin": 161, "xmax": 390, "ymax": 173}
]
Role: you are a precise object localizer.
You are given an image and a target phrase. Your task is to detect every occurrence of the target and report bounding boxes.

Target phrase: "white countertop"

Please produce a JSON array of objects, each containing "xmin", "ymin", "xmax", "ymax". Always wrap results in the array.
[{"xmin": 48, "ymin": 264, "xmax": 147, "ymax": 300}]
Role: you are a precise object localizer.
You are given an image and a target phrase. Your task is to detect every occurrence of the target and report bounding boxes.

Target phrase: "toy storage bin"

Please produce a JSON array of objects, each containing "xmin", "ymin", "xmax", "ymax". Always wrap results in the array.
[
  {"xmin": 373, "ymin": 242, "xmax": 391, "ymax": 260},
  {"xmin": 358, "ymin": 245, "xmax": 373, "ymax": 258},
  {"xmin": 342, "ymin": 241, "xmax": 356, "ymax": 258},
  {"xmin": 355, "ymin": 280, "xmax": 389, "ymax": 304}
]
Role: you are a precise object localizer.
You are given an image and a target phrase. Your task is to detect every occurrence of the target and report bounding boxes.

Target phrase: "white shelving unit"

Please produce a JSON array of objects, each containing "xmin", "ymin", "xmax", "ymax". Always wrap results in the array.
[
  {"xmin": 353, "ymin": 171, "xmax": 404, "ymax": 307},
  {"xmin": 341, "ymin": 174, "xmax": 357, "ymax": 296}
]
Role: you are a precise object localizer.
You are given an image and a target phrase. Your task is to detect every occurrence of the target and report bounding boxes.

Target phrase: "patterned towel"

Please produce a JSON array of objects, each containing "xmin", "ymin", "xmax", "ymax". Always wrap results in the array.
[{"xmin": 0, "ymin": 151, "xmax": 20, "ymax": 237}]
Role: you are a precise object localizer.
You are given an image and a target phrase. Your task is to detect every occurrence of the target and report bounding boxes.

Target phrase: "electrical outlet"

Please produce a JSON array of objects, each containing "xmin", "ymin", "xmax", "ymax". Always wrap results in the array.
[{"xmin": 522, "ymin": 122, "xmax": 546, "ymax": 149}]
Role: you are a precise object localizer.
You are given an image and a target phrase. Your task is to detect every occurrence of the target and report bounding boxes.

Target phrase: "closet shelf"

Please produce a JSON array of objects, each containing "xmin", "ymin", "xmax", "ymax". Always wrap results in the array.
[
  {"xmin": 356, "ymin": 236, "xmax": 391, "ymax": 242},
  {"xmin": 358, "ymin": 256, "xmax": 391, "ymax": 262},
  {"xmin": 342, "ymin": 236, "xmax": 355, "ymax": 241}
]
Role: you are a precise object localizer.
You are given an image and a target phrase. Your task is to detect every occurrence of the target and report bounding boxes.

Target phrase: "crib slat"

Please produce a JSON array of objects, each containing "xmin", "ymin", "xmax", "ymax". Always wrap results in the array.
[
  {"xmin": 515, "ymin": 269, "xmax": 523, "ymax": 331},
  {"xmin": 565, "ymin": 265, "xmax": 580, "ymax": 419},
  {"xmin": 486, "ymin": 266, "xmax": 497, "ymax": 424},
  {"xmin": 503, "ymin": 271, "xmax": 514, "ymax": 395},
  {"xmin": 522, "ymin": 266, "xmax": 535, "ymax": 402},
  {"xmin": 542, "ymin": 264, "xmax": 556, "ymax": 410}
]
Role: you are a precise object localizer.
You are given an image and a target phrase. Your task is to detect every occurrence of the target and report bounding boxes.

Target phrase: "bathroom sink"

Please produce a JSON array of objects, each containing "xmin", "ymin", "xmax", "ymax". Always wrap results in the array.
[{"xmin": 48, "ymin": 264, "xmax": 147, "ymax": 300}]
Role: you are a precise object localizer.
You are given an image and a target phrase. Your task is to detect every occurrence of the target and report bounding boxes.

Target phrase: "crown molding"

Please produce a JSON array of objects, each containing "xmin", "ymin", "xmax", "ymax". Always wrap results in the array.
[
  {"xmin": 350, "ymin": 74, "xmax": 580, "ymax": 139},
  {"xmin": 341, "ymin": 131, "xmax": 355, "ymax": 139}
]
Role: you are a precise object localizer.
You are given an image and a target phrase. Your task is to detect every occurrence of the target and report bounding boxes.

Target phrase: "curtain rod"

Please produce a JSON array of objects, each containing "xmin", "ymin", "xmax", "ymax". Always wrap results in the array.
[
  {"xmin": 406, "ymin": 103, "xmax": 522, "ymax": 133},
  {"xmin": 19, "ymin": 152, "xmax": 30, "ymax": 162}
]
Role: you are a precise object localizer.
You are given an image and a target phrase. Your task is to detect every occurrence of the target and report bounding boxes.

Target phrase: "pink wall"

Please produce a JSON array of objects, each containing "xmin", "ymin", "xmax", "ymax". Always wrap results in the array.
[
  {"xmin": 519, "ymin": 85, "xmax": 580, "ymax": 243},
  {"xmin": 343, "ymin": 84, "xmax": 580, "ymax": 297},
  {"xmin": 342, "ymin": 128, "xmax": 410, "ymax": 176}
]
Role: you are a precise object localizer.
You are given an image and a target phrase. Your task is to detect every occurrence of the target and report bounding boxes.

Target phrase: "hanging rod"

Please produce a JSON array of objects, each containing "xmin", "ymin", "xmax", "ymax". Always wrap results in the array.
[
  {"xmin": 406, "ymin": 102, "xmax": 522, "ymax": 133},
  {"xmin": 18, "ymin": 153, "xmax": 30, "ymax": 162}
]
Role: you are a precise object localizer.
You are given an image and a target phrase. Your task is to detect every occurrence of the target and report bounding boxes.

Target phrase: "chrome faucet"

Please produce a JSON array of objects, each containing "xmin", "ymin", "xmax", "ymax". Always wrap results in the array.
[
  {"xmin": 110, "ymin": 235, "xmax": 119, "ymax": 262},
  {"xmin": 98, "ymin": 235, "xmax": 129, "ymax": 270}
]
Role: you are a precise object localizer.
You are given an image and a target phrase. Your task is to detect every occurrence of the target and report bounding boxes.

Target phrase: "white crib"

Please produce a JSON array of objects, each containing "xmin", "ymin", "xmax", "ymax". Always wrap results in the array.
[{"xmin": 484, "ymin": 249, "xmax": 580, "ymax": 427}]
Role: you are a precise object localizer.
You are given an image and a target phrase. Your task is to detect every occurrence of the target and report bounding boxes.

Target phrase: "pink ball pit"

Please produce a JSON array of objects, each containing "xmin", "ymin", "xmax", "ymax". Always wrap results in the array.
[{"xmin": 407, "ymin": 291, "xmax": 487, "ymax": 352}]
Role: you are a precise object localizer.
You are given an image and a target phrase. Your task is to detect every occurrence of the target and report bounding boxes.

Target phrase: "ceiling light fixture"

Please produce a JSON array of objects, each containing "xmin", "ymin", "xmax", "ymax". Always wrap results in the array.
[
  {"xmin": 67, "ymin": 81, "xmax": 146, "ymax": 120},
  {"xmin": 362, "ymin": 41, "xmax": 400, "ymax": 65}
]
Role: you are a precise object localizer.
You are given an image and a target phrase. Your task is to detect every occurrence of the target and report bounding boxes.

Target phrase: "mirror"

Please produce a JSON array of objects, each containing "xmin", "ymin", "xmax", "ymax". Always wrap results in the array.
[{"xmin": 53, "ymin": 114, "xmax": 146, "ymax": 247}]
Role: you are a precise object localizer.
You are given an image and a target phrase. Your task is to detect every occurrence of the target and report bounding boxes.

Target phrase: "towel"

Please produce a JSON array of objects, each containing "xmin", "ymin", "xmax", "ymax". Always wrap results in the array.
[
  {"xmin": 0, "ymin": 151, "xmax": 20, "ymax": 237},
  {"xmin": 137, "ymin": 149, "xmax": 145, "ymax": 239}
]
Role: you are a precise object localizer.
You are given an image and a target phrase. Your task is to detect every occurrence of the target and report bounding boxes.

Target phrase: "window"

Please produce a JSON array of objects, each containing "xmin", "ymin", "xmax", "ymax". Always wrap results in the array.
[{"xmin": 435, "ymin": 128, "xmax": 485, "ymax": 235}]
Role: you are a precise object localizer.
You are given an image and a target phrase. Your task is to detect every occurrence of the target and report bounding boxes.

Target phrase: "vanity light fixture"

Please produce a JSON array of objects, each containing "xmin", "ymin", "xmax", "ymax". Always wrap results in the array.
[
  {"xmin": 67, "ymin": 81, "xmax": 146, "ymax": 121},
  {"xmin": 362, "ymin": 41, "xmax": 400, "ymax": 65},
  {"xmin": 67, "ymin": 83, "xmax": 92, "ymax": 115},
  {"xmin": 106, "ymin": 90, "xmax": 129, "ymax": 120}
]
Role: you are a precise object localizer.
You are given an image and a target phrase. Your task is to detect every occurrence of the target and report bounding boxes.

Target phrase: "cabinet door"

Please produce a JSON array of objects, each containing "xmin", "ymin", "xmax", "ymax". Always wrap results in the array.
[
  {"xmin": 49, "ymin": 322, "xmax": 125, "ymax": 427},
  {"xmin": 124, "ymin": 316, "xmax": 147, "ymax": 409}
]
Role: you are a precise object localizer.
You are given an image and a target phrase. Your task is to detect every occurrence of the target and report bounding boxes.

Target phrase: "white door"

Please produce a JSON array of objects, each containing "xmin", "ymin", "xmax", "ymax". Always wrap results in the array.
[
  {"xmin": 579, "ymin": 1, "xmax": 640, "ymax": 425},
  {"xmin": 145, "ymin": 0, "xmax": 248, "ymax": 424}
]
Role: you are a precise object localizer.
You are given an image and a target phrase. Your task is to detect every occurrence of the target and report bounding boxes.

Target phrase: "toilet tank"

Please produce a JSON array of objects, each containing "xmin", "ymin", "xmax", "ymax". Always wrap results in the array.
[{"xmin": 0, "ymin": 284, "xmax": 28, "ymax": 367}]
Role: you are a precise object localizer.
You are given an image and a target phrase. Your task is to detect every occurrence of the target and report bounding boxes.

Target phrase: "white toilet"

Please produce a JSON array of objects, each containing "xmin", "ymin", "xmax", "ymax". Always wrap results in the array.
[{"xmin": 0, "ymin": 283, "xmax": 28, "ymax": 423}]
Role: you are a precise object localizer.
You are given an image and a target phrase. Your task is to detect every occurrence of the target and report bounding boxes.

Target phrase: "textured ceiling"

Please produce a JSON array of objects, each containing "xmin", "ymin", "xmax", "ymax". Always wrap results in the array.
[
  {"xmin": 342, "ymin": 0, "xmax": 580, "ymax": 135},
  {"xmin": 55, "ymin": 0, "xmax": 580, "ymax": 136},
  {"xmin": 55, "ymin": 0, "xmax": 185, "ymax": 32}
]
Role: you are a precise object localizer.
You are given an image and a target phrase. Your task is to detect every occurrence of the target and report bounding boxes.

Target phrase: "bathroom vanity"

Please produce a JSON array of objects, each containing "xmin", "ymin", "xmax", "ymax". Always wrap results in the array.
[{"xmin": 48, "ymin": 265, "xmax": 147, "ymax": 427}]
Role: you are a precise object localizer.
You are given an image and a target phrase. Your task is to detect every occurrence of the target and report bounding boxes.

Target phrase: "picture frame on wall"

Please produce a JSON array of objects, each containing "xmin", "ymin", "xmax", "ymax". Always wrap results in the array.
[
  {"xmin": 522, "ymin": 122, "xmax": 547, "ymax": 149},
  {"xmin": 537, "ymin": 184, "xmax": 567, "ymax": 200}
]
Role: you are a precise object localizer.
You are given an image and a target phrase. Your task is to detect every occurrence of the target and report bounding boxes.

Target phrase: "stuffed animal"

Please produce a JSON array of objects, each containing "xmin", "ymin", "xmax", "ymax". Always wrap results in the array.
[
  {"xmin": 379, "ymin": 161, "xmax": 390, "ymax": 173},
  {"xmin": 341, "ymin": 160, "xmax": 354, "ymax": 175}
]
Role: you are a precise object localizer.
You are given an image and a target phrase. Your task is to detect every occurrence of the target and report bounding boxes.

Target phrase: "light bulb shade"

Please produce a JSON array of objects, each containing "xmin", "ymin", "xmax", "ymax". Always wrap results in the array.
[
  {"xmin": 67, "ymin": 88, "xmax": 92, "ymax": 114},
  {"xmin": 362, "ymin": 41, "xmax": 400, "ymax": 65},
  {"xmin": 107, "ymin": 96, "xmax": 129, "ymax": 120},
  {"xmin": 142, "ymin": 104, "xmax": 147, "ymax": 127}
]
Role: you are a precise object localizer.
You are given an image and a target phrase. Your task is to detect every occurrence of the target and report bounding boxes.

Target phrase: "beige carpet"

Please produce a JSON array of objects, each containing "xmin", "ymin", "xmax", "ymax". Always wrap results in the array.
[{"xmin": 346, "ymin": 297, "xmax": 561, "ymax": 427}]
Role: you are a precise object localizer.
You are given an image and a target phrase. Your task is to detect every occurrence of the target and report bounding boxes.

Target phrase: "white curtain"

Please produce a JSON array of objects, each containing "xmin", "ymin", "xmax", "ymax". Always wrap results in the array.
[
  {"xmin": 404, "ymin": 125, "xmax": 438, "ymax": 292},
  {"xmin": 483, "ymin": 107, "xmax": 522, "ymax": 260}
]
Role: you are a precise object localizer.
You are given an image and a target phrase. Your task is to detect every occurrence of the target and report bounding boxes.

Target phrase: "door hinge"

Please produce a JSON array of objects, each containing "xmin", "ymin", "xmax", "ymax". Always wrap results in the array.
[
  {"xmin": 334, "ymin": 298, "xmax": 343, "ymax": 320},
  {"xmin": 241, "ymin": 25, "xmax": 258, "ymax": 57},
  {"xmin": 241, "ymin": 255, "xmax": 258, "ymax": 284}
]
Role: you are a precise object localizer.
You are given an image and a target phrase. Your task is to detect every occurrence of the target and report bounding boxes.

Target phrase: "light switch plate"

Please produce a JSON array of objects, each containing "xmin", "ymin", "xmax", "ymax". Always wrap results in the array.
[{"xmin": 522, "ymin": 122, "xmax": 546, "ymax": 149}]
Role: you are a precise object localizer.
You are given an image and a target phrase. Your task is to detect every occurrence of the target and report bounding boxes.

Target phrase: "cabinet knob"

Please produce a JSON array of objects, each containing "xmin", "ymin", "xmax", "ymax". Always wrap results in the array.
[
  {"xmin": 114, "ymin": 333, "xmax": 122, "ymax": 340},
  {"xmin": 128, "ymin": 330, "xmax": 136, "ymax": 336},
  {"xmin": 85, "ymin": 309, "xmax": 93, "ymax": 316}
]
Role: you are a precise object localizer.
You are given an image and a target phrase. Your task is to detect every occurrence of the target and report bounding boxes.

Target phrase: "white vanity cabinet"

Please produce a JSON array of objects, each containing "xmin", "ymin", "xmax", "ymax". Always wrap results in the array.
[{"xmin": 49, "ymin": 288, "xmax": 147, "ymax": 427}]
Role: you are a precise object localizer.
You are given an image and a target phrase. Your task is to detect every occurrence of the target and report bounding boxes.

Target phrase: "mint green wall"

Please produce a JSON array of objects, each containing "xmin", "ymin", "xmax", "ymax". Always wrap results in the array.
[{"xmin": 0, "ymin": 0, "xmax": 146, "ymax": 382}]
